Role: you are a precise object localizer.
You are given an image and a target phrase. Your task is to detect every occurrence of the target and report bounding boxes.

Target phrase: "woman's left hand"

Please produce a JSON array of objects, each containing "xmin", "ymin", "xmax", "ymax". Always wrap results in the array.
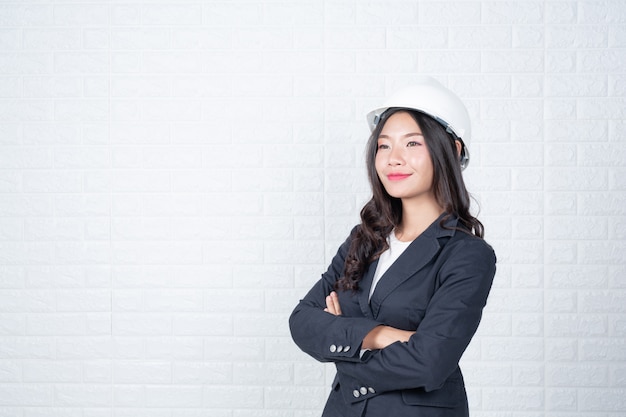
[{"xmin": 324, "ymin": 291, "xmax": 342, "ymax": 316}]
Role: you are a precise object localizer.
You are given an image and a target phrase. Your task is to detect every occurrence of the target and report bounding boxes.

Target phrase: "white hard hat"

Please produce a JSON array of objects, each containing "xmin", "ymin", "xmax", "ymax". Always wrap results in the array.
[{"xmin": 366, "ymin": 76, "xmax": 471, "ymax": 169}]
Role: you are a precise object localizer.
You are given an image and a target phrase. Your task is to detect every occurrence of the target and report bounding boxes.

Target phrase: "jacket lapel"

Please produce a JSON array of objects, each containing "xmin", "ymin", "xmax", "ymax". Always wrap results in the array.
[
  {"xmin": 368, "ymin": 215, "xmax": 457, "ymax": 319},
  {"xmin": 357, "ymin": 258, "xmax": 377, "ymax": 318}
]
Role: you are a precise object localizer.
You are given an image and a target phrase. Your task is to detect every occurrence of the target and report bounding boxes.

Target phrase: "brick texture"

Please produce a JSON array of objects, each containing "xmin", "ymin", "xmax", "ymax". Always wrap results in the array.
[{"xmin": 0, "ymin": 0, "xmax": 625, "ymax": 415}]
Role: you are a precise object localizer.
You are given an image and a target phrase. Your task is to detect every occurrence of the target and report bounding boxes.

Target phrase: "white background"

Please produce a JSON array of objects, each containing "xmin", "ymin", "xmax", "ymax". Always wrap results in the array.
[{"xmin": 0, "ymin": 0, "xmax": 625, "ymax": 416}]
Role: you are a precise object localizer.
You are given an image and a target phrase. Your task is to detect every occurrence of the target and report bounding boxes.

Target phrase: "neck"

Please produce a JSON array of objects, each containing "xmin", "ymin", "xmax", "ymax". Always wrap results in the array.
[{"xmin": 395, "ymin": 198, "xmax": 444, "ymax": 242}]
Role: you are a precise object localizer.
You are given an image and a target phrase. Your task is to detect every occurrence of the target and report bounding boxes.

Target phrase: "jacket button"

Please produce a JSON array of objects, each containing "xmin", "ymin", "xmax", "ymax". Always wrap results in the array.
[
  {"xmin": 337, "ymin": 345, "xmax": 343, "ymax": 352},
  {"xmin": 368, "ymin": 387, "xmax": 376, "ymax": 394},
  {"xmin": 352, "ymin": 389, "xmax": 360, "ymax": 398},
  {"xmin": 329, "ymin": 344, "xmax": 337, "ymax": 353},
  {"xmin": 344, "ymin": 345, "xmax": 350, "ymax": 352},
  {"xmin": 359, "ymin": 387, "xmax": 368, "ymax": 395}
]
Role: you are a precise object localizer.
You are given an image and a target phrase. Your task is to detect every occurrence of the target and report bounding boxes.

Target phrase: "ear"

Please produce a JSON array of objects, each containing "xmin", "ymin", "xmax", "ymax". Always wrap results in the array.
[{"xmin": 454, "ymin": 140, "xmax": 462, "ymax": 157}]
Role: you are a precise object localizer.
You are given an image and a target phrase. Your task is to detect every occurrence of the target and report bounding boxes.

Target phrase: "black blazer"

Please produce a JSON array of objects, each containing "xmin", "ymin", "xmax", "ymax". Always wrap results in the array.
[{"xmin": 289, "ymin": 215, "xmax": 496, "ymax": 417}]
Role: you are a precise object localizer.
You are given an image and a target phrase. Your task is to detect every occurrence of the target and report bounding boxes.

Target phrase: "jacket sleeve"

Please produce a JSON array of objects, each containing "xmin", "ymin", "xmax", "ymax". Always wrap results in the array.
[
  {"xmin": 336, "ymin": 238, "xmax": 496, "ymax": 398},
  {"xmin": 289, "ymin": 230, "xmax": 382, "ymax": 363}
]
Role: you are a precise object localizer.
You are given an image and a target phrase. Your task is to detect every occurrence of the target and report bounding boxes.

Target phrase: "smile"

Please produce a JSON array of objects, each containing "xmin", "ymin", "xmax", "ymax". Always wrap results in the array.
[{"xmin": 387, "ymin": 173, "xmax": 412, "ymax": 181}]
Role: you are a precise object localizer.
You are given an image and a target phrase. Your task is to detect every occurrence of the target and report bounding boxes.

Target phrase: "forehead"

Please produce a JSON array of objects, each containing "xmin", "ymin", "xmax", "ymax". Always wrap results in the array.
[{"xmin": 379, "ymin": 111, "xmax": 422, "ymax": 135}]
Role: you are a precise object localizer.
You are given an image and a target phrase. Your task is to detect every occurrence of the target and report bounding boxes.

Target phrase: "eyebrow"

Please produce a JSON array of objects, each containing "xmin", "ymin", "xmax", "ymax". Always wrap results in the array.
[{"xmin": 377, "ymin": 132, "xmax": 424, "ymax": 139}]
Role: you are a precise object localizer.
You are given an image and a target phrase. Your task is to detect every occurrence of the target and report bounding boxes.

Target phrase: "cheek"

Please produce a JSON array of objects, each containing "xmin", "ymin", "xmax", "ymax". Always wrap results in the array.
[
  {"xmin": 410, "ymin": 154, "xmax": 433, "ymax": 173},
  {"xmin": 374, "ymin": 154, "xmax": 385, "ymax": 173}
]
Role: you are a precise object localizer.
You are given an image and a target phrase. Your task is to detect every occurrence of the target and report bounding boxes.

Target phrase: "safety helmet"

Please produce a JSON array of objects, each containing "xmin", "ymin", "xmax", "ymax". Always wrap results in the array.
[{"xmin": 366, "ymin": 76, "xmax": 471, "ymax": 170}]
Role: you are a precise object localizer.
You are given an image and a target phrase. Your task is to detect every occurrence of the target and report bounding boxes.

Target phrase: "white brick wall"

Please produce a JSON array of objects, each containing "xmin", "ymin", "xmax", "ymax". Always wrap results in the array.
[{"xmin": 0, "ymin": 0, "xmax": 624, "ymax": 415}]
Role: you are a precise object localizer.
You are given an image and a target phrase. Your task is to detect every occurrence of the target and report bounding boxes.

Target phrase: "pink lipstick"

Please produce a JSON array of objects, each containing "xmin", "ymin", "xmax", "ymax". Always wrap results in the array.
[{"xmin": 387, "ymin": 173, "xmax": 411, "ymax": 181}]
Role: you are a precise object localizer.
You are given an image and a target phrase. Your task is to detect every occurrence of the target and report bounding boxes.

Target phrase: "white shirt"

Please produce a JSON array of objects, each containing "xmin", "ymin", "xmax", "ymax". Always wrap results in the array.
[{"xmin": 368, "ymin": 231, "xmax": 414, "ymax": 301}]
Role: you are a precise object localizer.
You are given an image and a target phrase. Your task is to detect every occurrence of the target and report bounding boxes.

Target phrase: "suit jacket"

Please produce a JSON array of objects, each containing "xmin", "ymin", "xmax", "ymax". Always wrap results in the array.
[{"xmin": 289, "ymin": 215, "xmax": 496, "ymax": 417}]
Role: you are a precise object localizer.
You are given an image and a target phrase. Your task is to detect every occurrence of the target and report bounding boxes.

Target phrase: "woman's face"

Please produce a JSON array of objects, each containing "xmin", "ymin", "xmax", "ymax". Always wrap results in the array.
[{"xmin": 374, "ymin": 111, "xmax": 436, "ymax": 204}]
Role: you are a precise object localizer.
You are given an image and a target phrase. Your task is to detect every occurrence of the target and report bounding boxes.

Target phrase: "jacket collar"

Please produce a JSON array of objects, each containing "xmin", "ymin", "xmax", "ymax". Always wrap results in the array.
[{"xmin": 358, "ymin": 214, "xmax": 459, "ymax": 319}]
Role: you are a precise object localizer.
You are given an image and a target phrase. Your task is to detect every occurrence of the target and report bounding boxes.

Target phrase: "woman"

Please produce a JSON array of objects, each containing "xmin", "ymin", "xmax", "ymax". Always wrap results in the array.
[{"xmin": 289, "ymin": 77, "xmax": 496, "ymax": 417}]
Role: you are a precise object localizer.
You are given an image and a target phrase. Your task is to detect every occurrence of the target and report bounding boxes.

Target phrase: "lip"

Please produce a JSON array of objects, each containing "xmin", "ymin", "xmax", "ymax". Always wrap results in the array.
[{"xmin": 387, "ymin": 173, "xmax": 412, "ymax": 181}]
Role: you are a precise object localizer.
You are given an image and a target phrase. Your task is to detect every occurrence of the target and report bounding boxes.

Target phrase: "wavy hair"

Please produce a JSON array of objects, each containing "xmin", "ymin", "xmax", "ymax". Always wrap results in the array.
[{"xmin": 335, "ymin": 108, "xmax": 484, "ymax": 292}]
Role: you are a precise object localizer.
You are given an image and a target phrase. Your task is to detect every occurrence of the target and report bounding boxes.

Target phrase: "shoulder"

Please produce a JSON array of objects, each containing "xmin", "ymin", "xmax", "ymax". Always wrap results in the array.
[
  {"xmin": 329, "ymin": 225, "xmax": 361, "ymax": 260},
  {"xmin": 445, "ymin": 230, "xmax": 497, "ymax": 265},
  {"xmin": 431, "ymin": 233, "xmax": 497, "ymax": 294},
  {"xmin": 343, "ymin": 224, "xmax": 360, "ymax": 247}
]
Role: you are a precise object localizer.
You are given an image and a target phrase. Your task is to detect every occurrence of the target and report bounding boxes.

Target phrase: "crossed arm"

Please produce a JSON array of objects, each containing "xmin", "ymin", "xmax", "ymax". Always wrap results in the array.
[{"xmin": 324, "ymin": 291, "xmax": 415, "ymax": 350}]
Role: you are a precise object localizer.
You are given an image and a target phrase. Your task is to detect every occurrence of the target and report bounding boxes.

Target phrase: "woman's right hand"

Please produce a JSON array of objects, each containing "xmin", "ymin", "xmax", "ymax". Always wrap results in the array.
[
  {"xmin": 323, "ymin": 291, "xmax": 342, "ymax": 316},
  {"xmin": 362, "ymin": 325, "xmax": 415, "ymax": 350}
]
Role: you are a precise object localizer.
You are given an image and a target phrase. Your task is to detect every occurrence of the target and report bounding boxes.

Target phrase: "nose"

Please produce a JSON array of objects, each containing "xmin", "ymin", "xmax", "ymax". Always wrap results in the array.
[{"xmin": 388, "ymin": 146, "xmax": 403, "ymax": 166}]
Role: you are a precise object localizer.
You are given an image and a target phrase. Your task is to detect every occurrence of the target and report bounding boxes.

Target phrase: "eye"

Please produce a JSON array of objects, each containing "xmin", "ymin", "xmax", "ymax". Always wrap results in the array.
[
  {"xmin": 407, "ymin": 140, "xmax": 421, "ymax": 147},
  {"xmin": 377, "ymin": 143, "xmax": 390, "ymax": 150}
]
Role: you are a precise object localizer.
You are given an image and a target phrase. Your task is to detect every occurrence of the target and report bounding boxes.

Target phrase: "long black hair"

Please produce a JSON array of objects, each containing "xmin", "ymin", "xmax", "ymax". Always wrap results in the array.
[{"xmin": 336, "ymin": 108, "xmax": 484, "ymax": 291}]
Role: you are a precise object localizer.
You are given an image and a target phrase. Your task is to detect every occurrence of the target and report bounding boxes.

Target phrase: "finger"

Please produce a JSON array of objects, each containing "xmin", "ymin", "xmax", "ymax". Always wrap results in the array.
[
  {"xmin": 325, "ymin": 295, "xmax": 337, "ymax": 315},
  {"xmin": 330, "ymin": 291, "xmax": 342, "ymax": 315}
]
